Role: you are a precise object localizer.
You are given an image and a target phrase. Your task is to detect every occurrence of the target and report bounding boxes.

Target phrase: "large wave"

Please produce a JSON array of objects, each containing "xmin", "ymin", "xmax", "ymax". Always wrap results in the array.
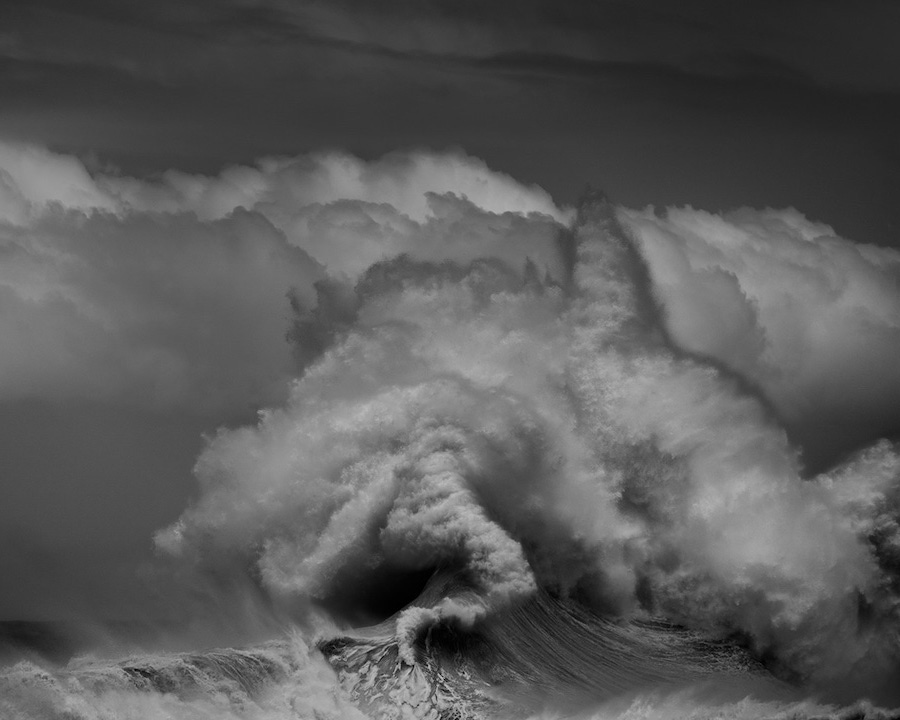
[{"xmin": 2, "ymin": 143, "xmax": 900, "ymax": 719}]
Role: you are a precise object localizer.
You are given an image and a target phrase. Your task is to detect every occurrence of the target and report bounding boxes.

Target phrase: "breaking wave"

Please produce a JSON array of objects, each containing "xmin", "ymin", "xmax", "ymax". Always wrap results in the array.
[{"xmin": 3, "ymin": 145, "xmax": 900, "ymax": 719}]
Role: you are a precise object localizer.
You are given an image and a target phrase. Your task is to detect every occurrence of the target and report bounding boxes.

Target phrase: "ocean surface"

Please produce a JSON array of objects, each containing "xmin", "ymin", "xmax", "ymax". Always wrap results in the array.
[{"xmin": 2, "ymin": 585, "xmax": 899, "ymax": 720}]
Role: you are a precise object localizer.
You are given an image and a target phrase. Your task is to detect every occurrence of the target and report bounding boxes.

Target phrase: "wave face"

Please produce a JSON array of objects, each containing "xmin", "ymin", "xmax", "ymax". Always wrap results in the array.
[
  {"xmin": 319, "ymin": 571, "xmax": 774, "ymax": 719},
  {"xmin": 3, "ymin": 168, "xmax": 900, "ymax": 719}
]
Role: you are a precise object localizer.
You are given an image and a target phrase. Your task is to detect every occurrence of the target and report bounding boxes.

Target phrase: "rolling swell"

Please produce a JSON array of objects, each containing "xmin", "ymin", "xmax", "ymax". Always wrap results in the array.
[{"xmin": 474, "ymin": 592, "xmax": 765, "ymax": 698}]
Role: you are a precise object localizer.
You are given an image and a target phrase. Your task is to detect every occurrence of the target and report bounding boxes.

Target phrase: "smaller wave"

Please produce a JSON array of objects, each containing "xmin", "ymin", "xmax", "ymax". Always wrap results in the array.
[{"xmin": 0, "ymin": 633, "xmax": 364, "ymax": 720}]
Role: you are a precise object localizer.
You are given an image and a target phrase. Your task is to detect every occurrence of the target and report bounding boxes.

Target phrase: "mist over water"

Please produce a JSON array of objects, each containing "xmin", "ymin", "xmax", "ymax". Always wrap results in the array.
[{"xmin": 2, "ymin": 142, "xmax": 900, "ymax": 719}]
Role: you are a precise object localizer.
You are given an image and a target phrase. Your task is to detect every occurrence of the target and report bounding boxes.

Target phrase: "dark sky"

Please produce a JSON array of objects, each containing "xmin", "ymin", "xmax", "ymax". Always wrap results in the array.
[
  {"xmin": 1, "ymin": 0, "xmax": 899, "ymax": 620},
  {"xmin": 2, "ymin": 0, "xmax": 899, "ymax": 246}
]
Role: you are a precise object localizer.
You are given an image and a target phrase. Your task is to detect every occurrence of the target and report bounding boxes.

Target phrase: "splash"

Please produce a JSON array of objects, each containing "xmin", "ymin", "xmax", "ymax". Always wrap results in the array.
[
  {"xmin": 154, "ymin": 192, "xmax": 900, "ymax": 708},
  {"xmin": 3, "ymin": 143, "xmax": 900, "ymax": 718}
]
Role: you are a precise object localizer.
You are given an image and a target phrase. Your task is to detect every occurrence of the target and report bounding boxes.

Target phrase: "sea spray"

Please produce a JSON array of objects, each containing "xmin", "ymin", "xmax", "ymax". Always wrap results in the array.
[
  {"xmin": 3, "ymin": 146, "xmax": 900, "ymax": 718},
  {"xmin": 151, "ymin": 193, "xmax": 900, "ymax": 707}
]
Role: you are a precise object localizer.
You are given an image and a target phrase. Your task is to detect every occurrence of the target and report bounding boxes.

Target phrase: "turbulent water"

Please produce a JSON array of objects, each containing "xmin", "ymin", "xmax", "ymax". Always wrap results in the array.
[
  {"xmin": 2, "ymin": 580, "xmax": 898, "ymax": 720},
  {"xmin": 3, "ymin": 184, "xmax": 900, "ymax": 719}
]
